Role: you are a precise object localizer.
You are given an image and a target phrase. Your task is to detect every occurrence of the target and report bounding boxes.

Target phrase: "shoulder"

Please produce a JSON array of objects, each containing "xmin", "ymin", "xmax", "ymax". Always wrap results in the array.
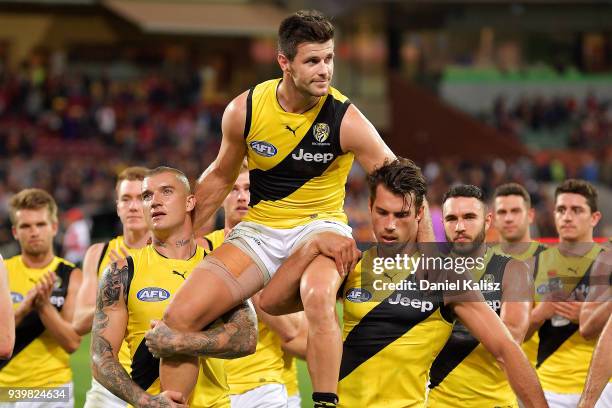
[{"xmin": 329, "ymin": 86, "xmax": 349, "ymax": 103}]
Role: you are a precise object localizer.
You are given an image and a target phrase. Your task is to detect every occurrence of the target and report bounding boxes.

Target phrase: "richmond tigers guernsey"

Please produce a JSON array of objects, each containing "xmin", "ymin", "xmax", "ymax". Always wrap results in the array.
[
  {"xmin": 428, "ymin": 250, "xmax": 515, "ymax": 408},
  {"xmin": 0, "ymin": 256, "xmax": 76, "ymax": 387},
  {"xmin": 204, "ymin": 229, "xmax": 226, "ymax": 252},
  {"xmin": 338, "ymin": 248, "xmax": 453, "ymax": 408},
  {"xmin": 281, "ymin": 354, "xmax": 299, "ymax": 398},
  {"xmin": 125, "ymin": 245, "xmax": 229, "ymax": 408},
  {"xmin": 242, "ymin": 78, "xmax": 354, "ymax": 229},
  {"xmin": 97, "ymin": 235, "xmax": 138, "ymax": 374},
  {"xmin": 492, "ymin": 241, "xmax": 547, "ymax": 366},
  {"xmin": 205, "ymin": 229, "xmax": 286, "ymax": 396},
  {"xmin": 533, "ymin": 245, "xmax": 602, "ymax": 394}
]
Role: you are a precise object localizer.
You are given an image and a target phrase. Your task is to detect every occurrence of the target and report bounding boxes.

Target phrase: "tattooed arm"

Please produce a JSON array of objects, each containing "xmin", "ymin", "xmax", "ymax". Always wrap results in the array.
[
  {"xmin": 91, "ymin": 259, "xmax": 185, "ymax": 408},
  {"xmin": 145, "ymin": 300, "xmax": 257, "ymax": 359}
]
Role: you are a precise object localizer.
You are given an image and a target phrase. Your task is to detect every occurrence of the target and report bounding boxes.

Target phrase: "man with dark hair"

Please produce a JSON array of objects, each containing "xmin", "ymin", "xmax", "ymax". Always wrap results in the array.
[
  {"xmin": 427, "ymin": 184, "xmax": 543, "ymax": 408},
  {"xmin": 259, "ymin": 168, "xmax": 547, "ymax": 407},
  {"xmin": 91, "ymin": 167, "xmax": 257, "ymax": 408},
  {"xmin": 527, "ymin": 179, "xmax": 611, "ymax": 407},
  {"xmin": 75, "ymin": 166, "xmax": 151, "ymax": 408},
  {"xmin": 1, "ymin": 189, "xmax": 82, "ymax": 407},
  {"xmin": 493, "ymin": 182, "xmax": 545, "ymax": 259},
  {"xmin": 160, "ymin": 9, "xmax": 409, "ymax": 407},
  {"xmin": 492, "ymin": 182, "xmax": 546, "ymax": 366}
]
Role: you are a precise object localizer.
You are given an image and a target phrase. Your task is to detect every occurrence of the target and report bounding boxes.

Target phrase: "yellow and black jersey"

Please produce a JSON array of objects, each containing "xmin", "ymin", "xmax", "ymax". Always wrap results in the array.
[
  {"xmin": 428, "ymin": 251, "xmax": 516, "ymax": 408},
  {"xmin": 242, "ymin": 78, "xmax": 354, "ymax": 229},
  {"xmin": 338, "ymin": 248, "xmax": 453, "ymax": 408},
  {"xmin": 491, "ymin": 241, "xmax": 547, "ymax": 366},
  {"xmin": 491, "ymin": 241, "xmax": 547, "ymax": 262},
  {"xmin": 225, "ymin": 319, "xmax": 285, "ymax": 395},
  {"xmin": 204, "ymin": 229, "xmax": 225, "ymax": 252},
  {"xmin": 125, "ymin": 245, "xmax": 229, "ymax": 408},
  {"xmin": 97, "ymin": 235, "xmax": 139, "ymax": 374},
  {"xmin": 533, "ymin": 245, "xmax": 602, "ymax": 394},
  {"xmin": 0, "ymin": 256, "xmax": 76, "ymax": 387},
  {"xmin": 281, "ymin": 354, "xmax": 299, "ymax": 397}
]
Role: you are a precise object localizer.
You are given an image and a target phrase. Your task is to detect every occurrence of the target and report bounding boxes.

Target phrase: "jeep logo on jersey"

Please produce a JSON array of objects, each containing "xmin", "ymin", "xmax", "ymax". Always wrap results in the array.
[
  {"xmin": 50, "ymin": 295, "xmax": 65, "ymax": 308},
  {"xmin": 137, "ymin": 287, "xmax": 171, "ymax": 302},
  {"xmin": 292, "ymin": 149, "xmax": 334, "ymax": 163},
  {"xmin": 11, "ymin": 292, "xmax": 23, "ymax": 304},
  {"xmin": 250, "ymin": 141, "xmax": 277, "ymax": 157},
  {"xmin": 346, "ymin": 288, "xmax": 372, "ymax": 303},
  {"xmin": 313, "ymin": 123, "xmax": 330, "ymax": 143}
]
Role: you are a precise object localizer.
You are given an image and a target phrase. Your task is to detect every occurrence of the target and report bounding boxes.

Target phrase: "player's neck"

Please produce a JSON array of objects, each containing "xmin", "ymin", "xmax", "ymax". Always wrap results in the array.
[
  {"xmin": 277, "ymin": 78, "xmax": 320, "ymax": 114},
  {"xmin": 152, "ymin": 219, "xmax": 196, "ymax": 259},
  {"xmin": 558, "ymin": 234, "xmax": 595, "ymax": 256},
  {"xmin": 224, "ymin": 219, "xmax": 239, "ymax": 237},
  {"xmin": 21, "ymin": 250, "xmax": 54, "ymax": 269},
  {"xmin": 451, "ymin": 243, "xmax": 487, "ymax": 260},
  {"xmin": 123, "ymin": 228, "xmax": 150, "ymax": 249},
  {"xmin": 500, "ymin": 234, "xmax": 532, "ymax": 254}
]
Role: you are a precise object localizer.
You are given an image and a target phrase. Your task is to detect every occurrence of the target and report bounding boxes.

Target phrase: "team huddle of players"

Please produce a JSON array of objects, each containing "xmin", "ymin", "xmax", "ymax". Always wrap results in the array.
[{"xmin": 1, "ymin": 8, "xmax": 612, "ymax": 408}]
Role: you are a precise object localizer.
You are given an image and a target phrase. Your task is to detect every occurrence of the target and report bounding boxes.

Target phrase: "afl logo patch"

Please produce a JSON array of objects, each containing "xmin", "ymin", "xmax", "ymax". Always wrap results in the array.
[
  {"xmin": 11, "ymin": 292, "xmax": 23, "ymax": 303},
  {"xmin": 313, "ymin": 123, "xmax": 330, "ymax": 143},
  {"xmin": 250, "ymin": 141, "xmax": 277, "ymax": 157},
  {"xmin": 137, "ymin": 287, "xmax": 170, "ymax": 302},
  {"xmin": 346, "ymin": 288, "xmax": 372, "ymax": 303}
]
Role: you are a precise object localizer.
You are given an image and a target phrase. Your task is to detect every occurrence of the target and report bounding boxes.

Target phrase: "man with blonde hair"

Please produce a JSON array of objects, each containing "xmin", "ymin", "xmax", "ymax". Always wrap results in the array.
[{"xmin": 1, "ymin": 188, "xmax": 82, "ymax": 407}]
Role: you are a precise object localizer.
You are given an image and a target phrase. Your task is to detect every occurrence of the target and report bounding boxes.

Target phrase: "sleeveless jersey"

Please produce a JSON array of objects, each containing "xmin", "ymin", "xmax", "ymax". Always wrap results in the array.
[
  {"xmin": 491, "ymin": 241, "xmax": 547, "ymax": 366},
  {"xmin": 125, "ymin": 245, "xmax": 229, "ymax": 407},
  {"xmin": 0, "ymin": 256, "xmax": 76, "ymax": 387},
  {"xmin": 243, "ymin": 78, "xmax": 354, "ymax": 228},
  {"xmin": 205, "ymin": 227, "xmax": 286, "ymax": 395},
  {"xmin": 204, "ymin": 229, "xmax": 225, "ymax": 252},
  {"xmin": 428, "ymin": 251, "xmax": 516, "ymax": 408},
  {"xmin": 225, "ymin": 319, "xmax": 285, "ymax": 395},
  {"xmin": 281, "ymin": 354, "xmax": 299, "ymax": 397},
  {"xmin": 97, "ymin": 236, "xmax": 138, "ymax": 374},
  {"xmin": 338, "ymin": 248, "xmax": 453, "ymax": 408},
  {"xmin": 533, "ymin": 245, "xmax": 602, "ymax": 394}
]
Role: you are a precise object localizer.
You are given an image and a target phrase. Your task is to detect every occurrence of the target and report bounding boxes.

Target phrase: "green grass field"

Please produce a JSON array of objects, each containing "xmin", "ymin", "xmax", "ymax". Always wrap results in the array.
[{"xmin": 70, "ymin": 335, "xmax": 314, "ymax": 407}]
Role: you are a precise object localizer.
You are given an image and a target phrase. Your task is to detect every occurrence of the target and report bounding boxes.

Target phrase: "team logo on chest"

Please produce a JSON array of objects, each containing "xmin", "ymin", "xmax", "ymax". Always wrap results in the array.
[{"xmin": 313, "ymin": 123, "xmax": 330, "ymax": 144}]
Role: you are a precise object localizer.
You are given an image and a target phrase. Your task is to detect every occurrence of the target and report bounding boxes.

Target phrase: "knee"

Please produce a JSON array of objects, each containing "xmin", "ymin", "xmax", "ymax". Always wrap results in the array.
[{"xmin": 301, "ymin": 282, "xmax": 337, "ymax": 323}]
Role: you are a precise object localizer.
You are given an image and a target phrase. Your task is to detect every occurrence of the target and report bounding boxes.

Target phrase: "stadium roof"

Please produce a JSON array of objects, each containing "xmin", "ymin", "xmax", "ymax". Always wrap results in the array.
[{"xmin": 102, "ymin": 0, "xmax": 286, "ymax": 36}]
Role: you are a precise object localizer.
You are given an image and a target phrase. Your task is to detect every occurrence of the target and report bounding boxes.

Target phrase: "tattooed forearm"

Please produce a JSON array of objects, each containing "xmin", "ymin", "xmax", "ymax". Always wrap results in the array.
[
  {"xmin": 91, "ymin": 333, "xmax": 144, "ymax": 405},
  {"xmin": 91, "ymin": 259, "xmax": 152, "ymax": 407},
  {"xmin": 147, "ymin": 301, "xmax": 257, "ymax": 359},
  {"xmin": 190, "ymin": 301, "xmax": 257, "ymax": 358}
]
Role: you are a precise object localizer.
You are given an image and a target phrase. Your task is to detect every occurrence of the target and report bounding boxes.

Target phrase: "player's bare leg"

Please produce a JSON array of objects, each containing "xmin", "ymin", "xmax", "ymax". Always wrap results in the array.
[
  {"xmin": 300, "ymin": 255, "xmax": 344, "ymax": 396},
  {"xmin": 160, "ymin": 243, "xmax": 265, "ymax": 397}
]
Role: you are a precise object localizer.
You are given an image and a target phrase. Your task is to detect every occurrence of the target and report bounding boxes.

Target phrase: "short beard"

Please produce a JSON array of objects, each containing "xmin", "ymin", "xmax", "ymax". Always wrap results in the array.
[
  {"xmin": 446, "ymin": 227, "xmax": 486, "ymax": 256},
  {"xmin": 23, "ymin": 245, "xmax": 51, "ymax": 259}
]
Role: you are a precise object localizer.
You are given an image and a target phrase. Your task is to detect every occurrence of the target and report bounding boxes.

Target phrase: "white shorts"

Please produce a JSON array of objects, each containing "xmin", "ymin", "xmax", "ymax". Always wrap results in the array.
[
  {"xmin": 545, "ymin": 383, "xmax": 612, "ymax": 408},
  {"xmin": 225, "ymin": 220, "xmax": 353, "ymax": 282},
  {"xmin": 230, "ymin": 383, "xmax": 288, "ymax": 408},
  {"xmin": 0, "ymin": 382, "xmax": 74, "ymax": 408},
  {"xmin": 84, "ymin": 378, "xmax": 127, "ymax": 408},
  {"xmin": 287, "ymin": 394, "xmax": 301, "ymax": 408}
]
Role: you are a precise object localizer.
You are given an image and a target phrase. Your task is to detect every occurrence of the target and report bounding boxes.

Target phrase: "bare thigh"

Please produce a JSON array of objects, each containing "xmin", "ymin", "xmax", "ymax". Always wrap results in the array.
[{"xmin": 164, "ymin": 243, "xmax": 266, "ymax": 331}]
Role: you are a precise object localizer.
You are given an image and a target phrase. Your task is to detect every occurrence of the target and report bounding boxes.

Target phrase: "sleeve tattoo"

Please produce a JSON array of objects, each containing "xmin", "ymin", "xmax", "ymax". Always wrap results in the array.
[
  {"xmin": 91, "ymin": 261, "xmax": 146, "ymax": 406},
  {"xmin": 173, "ymin": 300, "xmax": 258, "ymax": 359}
]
